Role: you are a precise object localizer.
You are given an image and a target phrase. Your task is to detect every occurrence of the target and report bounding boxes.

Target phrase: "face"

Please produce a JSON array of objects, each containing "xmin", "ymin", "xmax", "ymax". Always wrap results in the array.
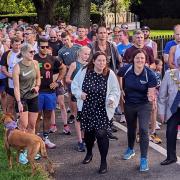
[
  {"xmin": 134, "ymin": 34, "xmax": 144, "ymax": 47},
  {"xmin": 11, "ymin": 41, "xmax": 21, "ymax": 52},
  {"xmin": 62, "ymin": 35, "xmax": 71, "ymax": 46},
  {"xmin": 119, "ymin": 31, "xmax": 127, "ymax": 42},
  {"xmin": 79, "ymin": 49, "xmax": 90, "ymax": 62},
  {"xmin": 78, "ymin": 28, "xmax": 86, "ymax": 38},
  {"xmin": 174, "ymin": 27, "xmax": 180, "ymax": 43},
  {"xmin": 113, "ymin": 27, "xmax": 120, "ymax": 36},
  {"xmin": 93, "ymin": 54, "xmax": 107, "ymax": 72},
  {"xmin": 49, "ymin": 32, "xmax": 57, "ymax": 42},
  {"xmin": 133, "ymin": 52, "xmax": 146, "ymax": 69},
  {"xmin": 23, "ymin": 47, "xmax": 35, "ymax": 61},
  {"xmin": 59, "ymin": 23, "xmax": 66, "ymax": 29},
  {"xmin": 15, "ymin": 31, "xmax": 23, "ymax": 39},
  {"xmin": 156, "ymin": 61, "xmax": 163, "ymax": 71},
  {"xmin": 24, "ymin": 30, "xmax": 34, "ymax": 41},
  {"xmin": 4, "ymin": 39, "xmax": 11, "ymax": 48},
  {"xmin": 142, "ymin": 30, "xmax": 150, "ymax": 39},
  {"xmin": 8, "ymin": 30, "xmax": 15, "ymax": 38},
  {"xmin": 39, "ymin": 42, "xmax": 49, "ymax": 55},
  {"xmin": 97, "ymin": 27, "xmax": 107, "ymax": 41}
]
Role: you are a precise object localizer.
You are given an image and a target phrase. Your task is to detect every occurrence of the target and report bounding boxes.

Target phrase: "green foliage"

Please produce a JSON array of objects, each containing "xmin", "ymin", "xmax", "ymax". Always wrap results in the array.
[
  {"xmin": 0, "ymin": 0, "xmax": 35, "ymax": 14},
  {"xmin": 0, "ymin": 13, "xmax": 37, "ymax": 17}
]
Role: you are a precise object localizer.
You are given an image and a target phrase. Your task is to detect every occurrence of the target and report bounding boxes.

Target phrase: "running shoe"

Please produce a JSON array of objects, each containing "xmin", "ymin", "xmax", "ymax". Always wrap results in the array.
[
  {"xmin": 140, "ymin": 158, "xmax": 149, "ymax": 171},
  {"xmin": 19, "ymin": 151, "xmax": 28, "ymax": 164},
  {"xmin": 68, "ymin": 115, "xmax": 75, "ymax": 124},
  {"xmin": 77, "ymin": 142, "xmax": 85, "ymax": 152},
  {"xmin": 49, "ymin": 124, "xmax": 57, "ymax": 133},
  {"xmin": 44, "ymin": 137, "xmax": 56, "ymax": 149},
  {"xmin": 123, "ymin": 147, "xmax": 135, "ymax": 160},
  {"xmin": 150, "ymin": 133, "xmax": 162, "ymax": 144},
  {"xmin": 63, "ymin": 125, "xmax": 71, "ymax": 135}
]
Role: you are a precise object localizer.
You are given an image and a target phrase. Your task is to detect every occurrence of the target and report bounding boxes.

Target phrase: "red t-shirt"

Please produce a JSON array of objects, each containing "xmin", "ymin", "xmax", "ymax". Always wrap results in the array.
[{"xmin": 74, "ymin": 37, "xmax": 91, "ymax": 46}]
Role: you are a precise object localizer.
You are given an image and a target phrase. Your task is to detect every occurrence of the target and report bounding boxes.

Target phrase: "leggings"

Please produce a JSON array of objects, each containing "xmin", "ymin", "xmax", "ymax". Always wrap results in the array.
[{"xmin": 84, "ymin": 129, "xmax": 109, "ymax": 164}]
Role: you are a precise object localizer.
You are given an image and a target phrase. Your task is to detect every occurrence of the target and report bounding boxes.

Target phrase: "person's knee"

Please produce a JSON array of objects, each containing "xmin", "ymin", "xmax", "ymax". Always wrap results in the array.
[{"xmin": 139, "ymin": 127, "xmax": 148, "ymax": 138}]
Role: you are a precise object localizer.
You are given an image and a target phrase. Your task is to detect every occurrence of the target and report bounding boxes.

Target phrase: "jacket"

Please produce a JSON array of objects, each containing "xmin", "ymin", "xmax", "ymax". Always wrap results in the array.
[{"xmin": 71, "ymin": 68, "xmax": 121, "ymax": 120}]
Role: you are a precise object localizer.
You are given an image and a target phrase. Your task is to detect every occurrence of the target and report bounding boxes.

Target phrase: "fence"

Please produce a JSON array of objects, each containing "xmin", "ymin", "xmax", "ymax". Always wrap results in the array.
[{"xmin": 150, "ymin": 35, "xmax": 174, "ymax": 59}]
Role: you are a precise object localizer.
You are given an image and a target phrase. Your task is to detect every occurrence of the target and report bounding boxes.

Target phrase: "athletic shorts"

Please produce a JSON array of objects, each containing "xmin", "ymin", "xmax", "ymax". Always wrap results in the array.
[
  {"xmin": 56, "ymin": 86, "xmax": 65, "ymax": 96},
  {"xmin": 38, "ymin": 92, "xmax": 56, "ymax": 111},
  {"xmin": 6, "ymin": 87, "xmax": 14, "ymax": 97},
  {"xmin": 0, "ymin": 78, "xmax": 7, "ymax": 92},
  {"xmin": 15, "ymin": 96, "xmax": 39, "ymax": 113}
]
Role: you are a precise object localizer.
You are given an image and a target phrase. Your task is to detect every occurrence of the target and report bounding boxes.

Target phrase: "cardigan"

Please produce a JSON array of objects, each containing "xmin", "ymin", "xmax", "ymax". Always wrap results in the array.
[
  {"xmin": 158, "ymin": 69, "xmax": 180, "ymax": 122},
  {"xmin": 71, "ymin": 68, "xmax": 121, "ymax": 120}
]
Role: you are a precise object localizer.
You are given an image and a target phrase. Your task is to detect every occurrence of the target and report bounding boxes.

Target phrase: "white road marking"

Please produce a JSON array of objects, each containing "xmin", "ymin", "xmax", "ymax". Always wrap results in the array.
[{"xmin": 113, "ymin": 121, "xmax": 180, "ymax": 165}]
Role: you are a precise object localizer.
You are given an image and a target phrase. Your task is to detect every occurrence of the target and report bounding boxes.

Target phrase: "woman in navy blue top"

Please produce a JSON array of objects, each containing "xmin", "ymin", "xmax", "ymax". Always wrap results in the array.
[{"xmin": 117, "ymin": 49, "xmax": 157, "ymax": 172}]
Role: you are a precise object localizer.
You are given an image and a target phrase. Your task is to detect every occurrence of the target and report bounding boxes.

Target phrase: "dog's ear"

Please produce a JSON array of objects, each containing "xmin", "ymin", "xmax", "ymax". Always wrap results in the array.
[{"xmin": 0, "ymin": 114, "xmax": 6, "ymax": 123}]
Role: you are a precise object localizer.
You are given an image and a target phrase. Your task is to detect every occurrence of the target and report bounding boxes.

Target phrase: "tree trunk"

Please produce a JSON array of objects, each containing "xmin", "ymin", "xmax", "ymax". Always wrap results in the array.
[
  {"xmin": 32, "ymin": 0, "xmax": 58, "ymax": 27},
  {"xmin": 69, "ymin": 0, "xmax": 91, "ymax": 27}
]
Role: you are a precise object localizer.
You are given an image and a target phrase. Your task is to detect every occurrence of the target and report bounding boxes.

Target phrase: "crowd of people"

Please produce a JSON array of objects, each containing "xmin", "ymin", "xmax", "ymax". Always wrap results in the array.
[{"xmin": 0, "ymin": 17, "xmax": 180, "ymax": 174}]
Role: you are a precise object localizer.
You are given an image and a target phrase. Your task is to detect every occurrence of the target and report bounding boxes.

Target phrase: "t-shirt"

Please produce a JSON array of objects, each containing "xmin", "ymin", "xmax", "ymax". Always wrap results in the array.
[
  {"xmin": 123, "ymin": 45, "xmax": 154, "ymax": 65},
  {"xmin": 164, "ymin": 40, "xmax": 177, "ymax": 54},
  {"xmin": 48, "ymin": 40, "xmax": 63, "ymax": 56},
  {"xmin": 117, "ymin": 64, "xmax": 157, "ymax": 105},
  {"xmin": 74, "ymin": 37, "xmax": 91, "ymax": 46},
  {"xmin": 117, "ymin": 43, "xmax": 132, "ymax": 57},
  {"xmin": 34, "ymin": 54, "xmax": 62, "ymax": 93},
  {"xmin": 58, "ymin": 44, "xmax": 80, "ymax": 66}
]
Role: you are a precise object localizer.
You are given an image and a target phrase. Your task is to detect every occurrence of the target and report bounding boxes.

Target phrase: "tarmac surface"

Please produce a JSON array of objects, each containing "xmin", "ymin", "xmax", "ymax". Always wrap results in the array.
[{"xmin": 47, "ymin": 111, "xmax": 180, "ymax": 180}]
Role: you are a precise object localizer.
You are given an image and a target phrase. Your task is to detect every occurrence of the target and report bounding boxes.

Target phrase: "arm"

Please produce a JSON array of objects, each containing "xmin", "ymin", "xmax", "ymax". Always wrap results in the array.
[
  {"xmin": 152, "ymin": 41, "xmax": 158, "ymax": 59},
  {"xmin": 66, "ymin": 62, "xmax": 76, "ymax": 84},
  {"xmin": 1, "ymin": 65, "xmax": 12, "ymax": 78},
  {"xmin": 13, "ymin": 64, "xmax": 23, "ymax": 112},
  {"xmin": 32, "ymin": 60, "xmax": 41, "ymax": 93},
  {"xmin": 168, "ymin": 46, "xmax": 176, "ymax": 69}
]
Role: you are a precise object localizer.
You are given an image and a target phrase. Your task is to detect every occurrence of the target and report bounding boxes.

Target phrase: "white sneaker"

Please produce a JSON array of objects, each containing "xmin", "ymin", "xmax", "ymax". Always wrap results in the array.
[
  {"xmin": 120, "ymin": 114, "xmax": 126, "ymax": 123},
  {"xmin": 44, "ymin": 137, "xmax": 56, "ymax": 149},
  {"xmin": 155, "ymin": 123, "xmax": 161, "ymax": 130},
  {"xmin": 177, "ymin": 132, "xmax": 180, "ymax": 140},
  {"xmin": 157, "ymin": 121, "xmax": 162, "ymax": 126}
]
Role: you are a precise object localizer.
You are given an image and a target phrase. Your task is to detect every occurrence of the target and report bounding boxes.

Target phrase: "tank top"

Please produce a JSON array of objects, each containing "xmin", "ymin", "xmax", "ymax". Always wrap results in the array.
[
  {"xmin": 145, "ymin": 39, "xmax": 153, "ymax": 48},
  {"xmin": 18, "ymin": 61, "xmax": 37, "ymax": 99},
  {"xmin": 174, "ymin": 44, "xmax": 180, "ymax": 68},
  {"xmin": 71, "ymin": 61, "xmax": 84, "ymax": 79}
]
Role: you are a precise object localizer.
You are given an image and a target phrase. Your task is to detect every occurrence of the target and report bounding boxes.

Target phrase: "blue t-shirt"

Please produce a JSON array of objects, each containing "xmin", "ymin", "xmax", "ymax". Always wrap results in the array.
[
  {"xmin": 117, "ymin": 64, "xmax": 157, "ymax": 105},
  {"xmin": 117, "ymin": 43, "xmax": 132, "ymax": 57},
  {"xmin": 164, "ymin": 40, "xmax": 177, "ymax": 54}
]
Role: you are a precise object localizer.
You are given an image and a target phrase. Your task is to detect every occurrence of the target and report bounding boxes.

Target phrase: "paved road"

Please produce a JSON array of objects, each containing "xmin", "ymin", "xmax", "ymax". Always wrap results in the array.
[{"xmin": 47, "ymin": 112, "xmax": 180, "ymax": 180}]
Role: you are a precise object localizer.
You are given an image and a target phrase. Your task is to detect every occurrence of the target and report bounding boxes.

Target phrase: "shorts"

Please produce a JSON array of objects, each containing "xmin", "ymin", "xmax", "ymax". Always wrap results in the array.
[
  {"xmin": 0, "ymin": 78, "xmax": 7, "ymax": 92},
  {"xmin": 6, "ymin": 87, "xmax": 14, "ymax": 97},
  {"xmin": 56, "ymin": 86, "xmax": 65, "ymax": 96},
  {"xmin": 67, "ymin": 84, "xmax": 71, "ymax": 93},
  {"xmin": 15, "ymin": 96, "xmax": 39, "ymax": 113},
  {"xmin": 38, "ymin": 92, "xmax": 56, "ymax": 111},
  {"xmin": 71, "ymin": 93, "xmax": 77, "ymax": 102}
]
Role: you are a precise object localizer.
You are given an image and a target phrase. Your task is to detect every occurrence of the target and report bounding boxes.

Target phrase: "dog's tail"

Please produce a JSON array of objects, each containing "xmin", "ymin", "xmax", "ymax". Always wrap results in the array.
[{"xmin": 40, "ymin": 140, "xmax": 48, "ymax": 157}]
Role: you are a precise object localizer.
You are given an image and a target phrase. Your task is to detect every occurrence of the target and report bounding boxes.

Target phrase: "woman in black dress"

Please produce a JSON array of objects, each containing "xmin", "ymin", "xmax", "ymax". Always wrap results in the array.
[{"xmin": 71, "ymin": 51, "xmax": 120, "ymax": 174}]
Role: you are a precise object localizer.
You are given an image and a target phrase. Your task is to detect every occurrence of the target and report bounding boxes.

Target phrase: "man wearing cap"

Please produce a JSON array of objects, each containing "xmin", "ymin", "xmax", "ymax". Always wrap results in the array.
[{"xmin": 141, "ymin": 26, "xmax": 158, "ymax": 59}]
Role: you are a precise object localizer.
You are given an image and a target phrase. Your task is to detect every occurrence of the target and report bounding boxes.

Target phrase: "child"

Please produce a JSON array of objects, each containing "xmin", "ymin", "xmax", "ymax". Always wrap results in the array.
[
  {"xmin": 150, "ymin": 58, "xmax": 163, "ymax": 144},
  {"xmin": 66, "ymin": 46, "xmax": 91, "ymax": 152}
]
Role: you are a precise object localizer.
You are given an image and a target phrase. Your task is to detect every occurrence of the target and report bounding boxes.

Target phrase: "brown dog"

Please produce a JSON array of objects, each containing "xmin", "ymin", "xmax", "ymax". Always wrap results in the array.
[{"xmin": 1, "ymin": 113, "xmax": 54, "ymax": 176}]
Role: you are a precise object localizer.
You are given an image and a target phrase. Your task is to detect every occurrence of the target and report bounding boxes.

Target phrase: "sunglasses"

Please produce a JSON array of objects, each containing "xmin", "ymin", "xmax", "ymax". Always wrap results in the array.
[
  {"xmin": 40, "ymin": 46, "xmax": 49, "ymax": 49},
  {"xmin": 24, "ymin": 33, "xmax": 32, "ymax": 35},
  {"xmin": 29, "ymin": 50, "xmax": 35, "ymax": 54}
]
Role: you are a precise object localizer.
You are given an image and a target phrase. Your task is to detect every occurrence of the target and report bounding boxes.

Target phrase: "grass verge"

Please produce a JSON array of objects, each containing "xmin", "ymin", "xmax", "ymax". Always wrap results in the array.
[{"xmin": 0, "ymin": 124, "xmax": 49, "ymax": 180}]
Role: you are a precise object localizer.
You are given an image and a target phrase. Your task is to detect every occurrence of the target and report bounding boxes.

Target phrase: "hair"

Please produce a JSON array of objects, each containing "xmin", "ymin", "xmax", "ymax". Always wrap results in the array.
[
  {"xmin": 113, "ymin": 26, "xmax": 120, "ymax": 32},
  {"xmin": 19, "ymin": 43, "xmax": 33, "ymax": 58},
  {"xmin": 77, "ymin": 25, "xmax": 86, "ymax": 30},
  {"xmin": 96, "ymin": 26, "xmax": 107, "ymax": 34},
  {"xmin": 155, "ymin": 58, "xmax": 162, "ymax": 65},
  {"xmin": 61, "ymin": 31, "xmax": 70, "ymax": 38},
  {"xmin": 119, "ymin": 29, "xmax": 129, "ymax": 37},
  {"xmin": 11, "ymin": 37, "xmax": 21, "ymax": 44},
  {"xmin": 174, "ymin": 24, "xmax": 180, "ymax": 32},
  {"xmin": 131, "ymin": 49, "xmax": 148, "ymax": 64},
  {"xmin": 133, "ymin": 29, "xmax": 144, "ymax": 36},
  {"xmin": 84, "ymin": 51, "xmax": 109, "ymax": 76},
  {"xmin": 77, "ymin": 46, "xmax": 91, "ymax": 57},
  {"xmin": 38, "ymin": 38, "xmax": 48, "ymax": 47}
]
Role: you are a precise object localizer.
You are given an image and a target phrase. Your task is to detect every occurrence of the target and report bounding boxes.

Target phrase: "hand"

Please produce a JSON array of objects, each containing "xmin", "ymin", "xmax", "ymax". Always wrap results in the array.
[
  {"xmin": 31, "ymin": 86, "xmax": 39, "ymax": 93},
  {"xmin": 50, "ymin": 82, "xmax": 59, "ymax": 89},
  {"xmin": 81, "ymin": 92, "xmax": 87, "ymax": 100},
  {"xmin": 107, "ymin": 99, "xmax": 114, "ymax": 108},
  {"xmin": 18, "ymin": 102, "xmax": 23, "ymax": 113},
  {"xmin": 121, "ymin": 90, "xmax": 125, "ymax": 103},
  {"xmin": 147, "ymin": 89, "xmax": 156, "ymax": 102},
  {"xmin": 159, "ymin": 114, "xmax": 165, "ymax": 123}
]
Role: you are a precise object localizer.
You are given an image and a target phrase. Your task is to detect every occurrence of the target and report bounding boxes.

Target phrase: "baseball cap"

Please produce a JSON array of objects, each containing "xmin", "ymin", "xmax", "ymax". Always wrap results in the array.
[{"xmin": 141, "ymin": 26, "xmax": 150, "ymax": 31}]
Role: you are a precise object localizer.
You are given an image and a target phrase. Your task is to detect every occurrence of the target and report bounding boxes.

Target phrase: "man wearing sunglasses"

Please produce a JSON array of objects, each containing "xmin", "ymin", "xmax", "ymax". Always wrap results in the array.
[{"xmin": 34, "ymin": 38, "xmax": 66, "ymax": 149}]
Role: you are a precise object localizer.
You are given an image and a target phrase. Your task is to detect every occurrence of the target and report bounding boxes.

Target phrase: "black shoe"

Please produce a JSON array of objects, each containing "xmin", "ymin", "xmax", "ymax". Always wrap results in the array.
[
  {"xmin": 160, "ymin": 159, "xmax": 177, "ymax": 165},
  {"xmin": 107, "ymin": 131, "xmax": 118, "ymax": 140},
  {"xmin": 82, "ymin": 154, "xmax": 93, "ymax": 164},
  {"xmin": 68, "ymin": 115, "xmax": 75, "ymax": 124},
  {"xmin": 98, "ymin": 163, "xmax": 107, "ymax": 174}
]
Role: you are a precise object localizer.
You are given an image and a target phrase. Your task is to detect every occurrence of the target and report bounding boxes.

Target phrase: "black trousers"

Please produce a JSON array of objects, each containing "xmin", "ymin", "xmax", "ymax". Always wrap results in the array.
[
  {"xmin": 84, "ymin": 129, "xmax": 109, "ymax": 164},
  {"xmin": 166, "ymin": 108, "xmax": 180, "ymax": 160},
  {"xmin": 124, "ymin": 103, "xmax": 152, "ymax": 158}
]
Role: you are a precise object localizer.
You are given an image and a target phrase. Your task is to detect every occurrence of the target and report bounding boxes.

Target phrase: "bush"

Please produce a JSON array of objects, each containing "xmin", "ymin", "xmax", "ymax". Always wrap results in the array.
[{"xmin": 142, "ymin": 18, "xmax": 180, "ymax": 30}]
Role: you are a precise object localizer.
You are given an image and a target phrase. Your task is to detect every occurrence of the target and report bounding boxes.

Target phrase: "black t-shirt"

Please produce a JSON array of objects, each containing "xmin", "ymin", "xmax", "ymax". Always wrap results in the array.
[
  {"xmin": 34, "ymin": 54, "xmax": 62, "ymax": 93},
  {"xmin": 48, "ymin": 40, "xmax": 63, "ymax": 56}
]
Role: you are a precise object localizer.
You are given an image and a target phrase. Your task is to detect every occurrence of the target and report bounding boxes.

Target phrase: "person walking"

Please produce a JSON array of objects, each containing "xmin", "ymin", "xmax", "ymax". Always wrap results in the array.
[{"xmin": 71, "ymin": 51, "xmax": 120, "ymax": 174}]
